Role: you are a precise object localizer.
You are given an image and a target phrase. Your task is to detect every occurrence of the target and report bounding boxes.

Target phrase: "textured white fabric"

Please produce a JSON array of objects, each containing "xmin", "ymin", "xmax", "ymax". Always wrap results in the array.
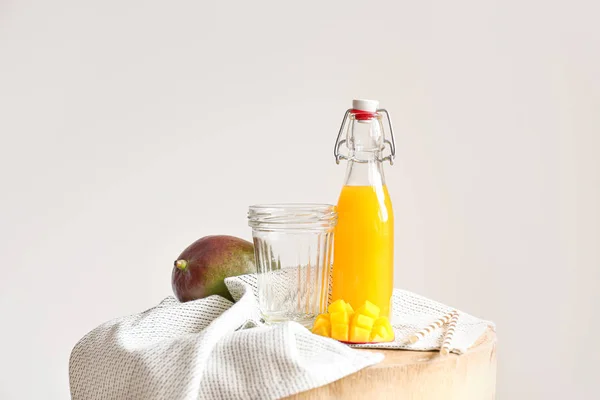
[
  {"xmin": 227, "ymin": 274, "xmax": 493, "ymax": 354},
  {"xmin": 70, "ymin": 274, "xmax": 493, "ymax": 399}
]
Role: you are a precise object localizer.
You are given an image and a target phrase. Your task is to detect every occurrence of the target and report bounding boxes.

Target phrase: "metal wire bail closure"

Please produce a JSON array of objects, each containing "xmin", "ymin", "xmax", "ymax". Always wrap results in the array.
[{"xmin": 333, "ymin": 109, "xmax": 396, "ymax": 165}]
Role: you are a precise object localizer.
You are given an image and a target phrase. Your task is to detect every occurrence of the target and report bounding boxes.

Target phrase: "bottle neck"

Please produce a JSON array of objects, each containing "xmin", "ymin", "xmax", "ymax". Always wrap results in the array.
[
  {"xmin": 342, "ymin": 116, "xmax": 386, "ymax": 187},
  {"xmin": 343, "ymin": 157, "xmax": 386, "ymax": 187}
]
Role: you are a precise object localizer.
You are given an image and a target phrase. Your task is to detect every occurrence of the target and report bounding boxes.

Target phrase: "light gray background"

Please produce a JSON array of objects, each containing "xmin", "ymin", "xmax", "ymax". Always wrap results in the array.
[{"xmin": 1, "ymin": 1, "xmax": 599, "ymax": 399}]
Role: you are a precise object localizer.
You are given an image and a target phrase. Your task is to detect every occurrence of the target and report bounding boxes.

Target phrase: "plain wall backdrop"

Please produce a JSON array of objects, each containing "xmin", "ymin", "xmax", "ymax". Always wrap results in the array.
[{"xmin": 1, "ymin": 0, "xmax": 599, "ymax": 398}]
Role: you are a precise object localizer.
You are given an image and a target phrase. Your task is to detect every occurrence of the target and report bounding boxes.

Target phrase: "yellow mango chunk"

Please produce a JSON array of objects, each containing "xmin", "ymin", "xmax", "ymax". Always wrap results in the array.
[
  {"xmin": 374, "ymin": 317, "xmax": 393, "ymax": 336},
  {"xmin": 370, "ymin": 333, "xmax": 386, "ymax": 342},
  {"xmin": 312, "ymin": 299, "xmax": 393, "ymax": 343},
  {"xmin": 313, "ymin": 314, "xmax": 330, "ymax": 331},
  {"xmin": 328, "ymin": 299, "xmax": 347, "ymax": 314},
  {"xmin": 370, "ymin": 325, "xmax": 389, "ymax": 342},
  {"xmin": 376, "ymin": 324, "xmax": 389, "ymax": 337},
  {"xmin": 313, "ymin": 325, "xmax": 330, "ymax": 337},
  {"xmin": 345, "ymin": 302, "xmax": 354, "ymax": 316},
  {"xmin": 356, "ymin": 300, "xmax": 380, "ymax": 319},
  {"xmin": 352, "ymin": 314, "xmax": 375, "ymax": 330},
  {"xmin": 331, "ymin": 324, "xmax": 349, "ymax": 341},
  {"xmin": 349, "ymin": 326, "xmax": 371, "ymax": 342},
  {"xmin": 330, "ymin": 311, "xmax": 349, "ymax": 325},
  {"xmin": 370, "ymin": 317, "xmax": 394, "ymax": 342}
]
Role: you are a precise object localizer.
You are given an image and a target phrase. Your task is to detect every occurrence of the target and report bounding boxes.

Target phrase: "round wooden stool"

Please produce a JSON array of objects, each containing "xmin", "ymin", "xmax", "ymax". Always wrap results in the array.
[{"xmin": 287, "ymin": 328, "xmax": 496, "ymax": 399}]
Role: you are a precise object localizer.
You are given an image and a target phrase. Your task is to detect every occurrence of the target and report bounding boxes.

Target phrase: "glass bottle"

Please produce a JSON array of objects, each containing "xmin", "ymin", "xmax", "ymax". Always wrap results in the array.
[{"xmin": 332, "ymin": 99, "xmax": 396, "ymax": 318}]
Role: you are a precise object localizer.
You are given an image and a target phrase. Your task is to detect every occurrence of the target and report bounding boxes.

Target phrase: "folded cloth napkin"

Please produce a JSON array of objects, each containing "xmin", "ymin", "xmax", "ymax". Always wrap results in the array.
[{"xmin": 69, "ymin": 274, "xmax": 493, "ymax": 400}]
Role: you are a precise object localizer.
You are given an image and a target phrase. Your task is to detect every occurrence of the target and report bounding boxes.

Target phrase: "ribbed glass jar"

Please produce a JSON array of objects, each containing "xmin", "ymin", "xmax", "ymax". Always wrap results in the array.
[{"xmin": 248, "ymin": 204, "xmax": 337, "ymax": 327}]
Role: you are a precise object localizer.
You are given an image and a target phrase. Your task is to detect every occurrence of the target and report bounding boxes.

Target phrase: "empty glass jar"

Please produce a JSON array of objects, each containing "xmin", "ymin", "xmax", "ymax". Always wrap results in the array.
[{"xmin": 248, "ymin": 204, "xmax": 337, "ymax": 327}]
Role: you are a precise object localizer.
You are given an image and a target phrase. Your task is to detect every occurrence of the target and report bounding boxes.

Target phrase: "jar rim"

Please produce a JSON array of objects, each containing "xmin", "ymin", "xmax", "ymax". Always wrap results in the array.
[
  {"xmin": 248, "ymin": 203, "xmax": 337, "ymax": 230},
  {"xmin": 249, "ymin": 203, "xmax": 336, "ymax": 212}
]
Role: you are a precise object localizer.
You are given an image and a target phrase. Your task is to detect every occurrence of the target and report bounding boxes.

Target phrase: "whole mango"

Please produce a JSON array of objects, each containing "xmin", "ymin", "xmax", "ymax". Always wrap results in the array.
[{"xmin": 172, "ymin": 235, "xmax": 255, "ymax": 302}]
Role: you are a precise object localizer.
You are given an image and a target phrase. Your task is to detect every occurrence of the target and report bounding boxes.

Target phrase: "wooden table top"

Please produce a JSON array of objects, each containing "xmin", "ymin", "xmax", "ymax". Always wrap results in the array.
[{"xmin": 287, "ymin": 328, "xmax": 497, "ymax": 400}]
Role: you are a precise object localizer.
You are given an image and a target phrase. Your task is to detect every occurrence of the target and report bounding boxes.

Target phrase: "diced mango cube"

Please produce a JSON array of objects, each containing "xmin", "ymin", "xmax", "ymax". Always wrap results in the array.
[
  {"xmin": 313, "ymin": 314, "xmax": 330, "ymax": 328},
  {"xmin": 370, "ymin": 318, "xmax": 394, "ymax": 342},
  {"xmin": 313, "ymin": 325, "xmax": 330, "ymax": 337},
  {"xmin": 345, "ymin": 302, "xmax": 354, "ymax": 316},
  {"xmin": 349, "ymin": 326, "xmax": 371, "ymax": 342},
  {"xmin": 356, "ymin": 300, "xmax": 380, "ymax": 319},
  {"xmin": 313, "ymin": 299, "xmax": 392, "ymax": 343},
  {"xmin": 331, "ymin": 324, "xmax": 349, "ymax": 341},
  {"xmin": 374, "ymin": 317, "xmax": 394, "ymax": 337},
  {"xmin": 313, "ymin": 314, "xmax": 330, "ymax": 331},
  {"xmin": 370, "ymin": 324, "xmax": 389, "ymax": 340},
  {"xmin": 328, "ymin": 299, "xmax": 347, "ymax": 314},
  {"xmin": 330, "ymin": 311, "xmax": 349, "ymax": 325},
  {"xmin": 352, "ymin": 313, "xmax": 375, "ymax": 330},
  {"xmin": 370, "ymin": 333, "xmax": 386, "ymax": 342}
]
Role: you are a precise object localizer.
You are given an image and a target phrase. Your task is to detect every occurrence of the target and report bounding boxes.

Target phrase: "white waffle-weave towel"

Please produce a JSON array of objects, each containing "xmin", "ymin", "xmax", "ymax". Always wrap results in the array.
[{"xmin": 69, "ymin": 274, "xmax": 493, "ymax": 400}]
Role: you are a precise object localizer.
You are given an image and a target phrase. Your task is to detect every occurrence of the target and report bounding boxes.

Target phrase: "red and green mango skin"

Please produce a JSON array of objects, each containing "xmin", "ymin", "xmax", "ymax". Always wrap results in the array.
[{"xmin": 172, "ymin": 235, "xmax": 255, "ymax": 302}]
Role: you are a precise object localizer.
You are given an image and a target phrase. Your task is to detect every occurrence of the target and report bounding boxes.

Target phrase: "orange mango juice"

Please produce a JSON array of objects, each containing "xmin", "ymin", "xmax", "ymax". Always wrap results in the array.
[{"xmin": 332, "ymin": 185, "xmax": 394, "ymax": 318}]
